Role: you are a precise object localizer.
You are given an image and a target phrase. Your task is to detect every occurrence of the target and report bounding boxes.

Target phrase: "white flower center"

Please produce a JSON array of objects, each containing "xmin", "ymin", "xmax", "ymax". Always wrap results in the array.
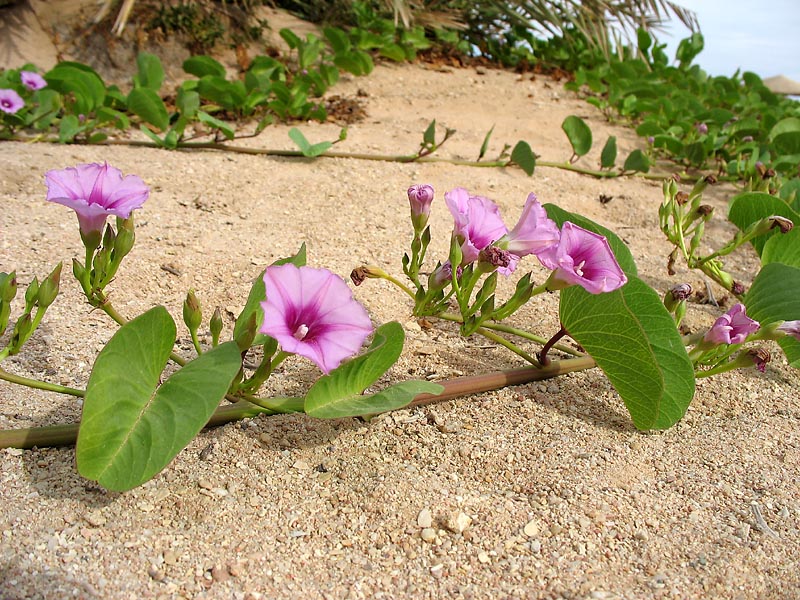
[
  {"xmin": 575, "ymin": 260, "xmax": 586, "ymax": 277},
  {"xmin": 293, "ymin": 323, "xmax": 309, "ymax": 340}
]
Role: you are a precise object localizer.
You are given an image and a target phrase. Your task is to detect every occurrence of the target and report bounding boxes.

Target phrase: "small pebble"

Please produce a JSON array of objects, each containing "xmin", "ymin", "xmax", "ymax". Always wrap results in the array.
[
  {"xmin": 163, "ymin": 550, "xmax": 179, "ymax": 565},
  {"xmin": 445, "ymin": 511, "xmax": 471, "ymax": 534},
  {"xmin": 477, "ymin": 551, "xmax": 490, "ymax": 564},
  {"xmin": 211, "ymin": 565, "xmax": 230, "ymax": 582},
  {"xmin": 83, "ymin": 511, "xmax": 106, "ymax": 527},
  {"xmin": 523, "ymin": 520, "xmax": 539, "ymax": 537},
  {"xmin": 417, "ymin": 508, "xmax": 433, "ymax": 529},
  {"xmin": 198, "ymin": 478, "xmax": 214, "ymax": 490},
  {"xmin": 420, "ymin": 528, "xmax": 436, "ymax": 543}
]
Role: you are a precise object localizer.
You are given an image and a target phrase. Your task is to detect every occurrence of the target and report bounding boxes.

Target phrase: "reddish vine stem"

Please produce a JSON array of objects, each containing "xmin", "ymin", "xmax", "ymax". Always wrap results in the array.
[{"xmin": 0, "ymin": 356, "xmax": 595, "ymax": 450}]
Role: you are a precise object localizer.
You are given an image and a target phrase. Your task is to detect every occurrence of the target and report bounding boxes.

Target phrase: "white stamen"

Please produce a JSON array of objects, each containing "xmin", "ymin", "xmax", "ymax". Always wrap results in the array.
[
  {"xmin": 575, "ymin": 260, "xmax": 586, "ymax": 277},
  {"xmin": 293, "ymin": 324, "xmax": 309, "ymax": 340}
]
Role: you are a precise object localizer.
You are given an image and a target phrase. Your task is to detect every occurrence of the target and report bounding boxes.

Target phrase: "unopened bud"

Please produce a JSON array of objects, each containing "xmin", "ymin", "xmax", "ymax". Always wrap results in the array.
[
  {"xmin": 768, "ymin": 216, "xmax": 794, "ymax": 234},
  {"xmin": 1, "ymin": 271, "xmax": 17, "ymax": 303},
  {"xmin": 755, "ymin": 162, "xmax": 767, "ymax": 178},
  {"xmin": 9, "ymin": 312, "xmax": 33, "ymax": 354},
  {"xmin": 210, "ymin": 307, "xmax": 223, "ymax": 346},
  {"xmin": 183, "ymin": 289, "xmax": 202, "ymax": 332},
  {"xmin": 696, "ymin": 122, "xmax": 708, "ymax": 135},
  {"xmin": 36, "ymin": 263, "xmax": 62, "ymax": 309},
  {"xmin": 24, "ymin": 277, "xmax": 40, "ymax": 308},
  {"xmin": 114, "ymin": 216, "xmax": 136, "ymax": 258},
  {"xmin": 408, "ymin": 184, "xmax": 434, "ymax": 231}
]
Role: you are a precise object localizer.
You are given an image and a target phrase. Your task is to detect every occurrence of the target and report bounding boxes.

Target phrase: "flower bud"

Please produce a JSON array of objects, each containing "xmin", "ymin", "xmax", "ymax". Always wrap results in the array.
[
  {"xmin": 1, "ymin": 271, "xmax": 17, "ymax": 302},
  {"xmin": 408, "ymin": 184, "xmax": 434, "ymax": 231},
  {"xmin": 664, "ymin": 283, "xmax": 692, "ymax": 310},
  {"xmin": 9, "ymin": 312, "xmax": 33, "ymax": 355},
  {"xmin": 36, "ymin": 263, "xmax": 62, "ymax": 309},
  {"xmin": 183, "ymin": 289, "xmax": 202, "ymax": 333},
  {"xmin": 675, "ymin": 191, "xmax": 689, "ymax": 205},
  {"xmin": 696, "ymin": 122, "xmax": 708, "ymax": 135},
  {"xmin": 114, "ymin": 216, "xmax": 136, "ymax": 259},
  {"xmin": 478, "ymin": 245, "xmax": 513, "ymax": 273},
  {"xmin": 210, "ymin": 307, "xmax": 224, "ymax": 346},
  {"xmin": 24, "ymin": 277, "xmax": 39, "ymax": 309},
  {"xmin": 731, "ymin": 281, "xmax": 746, "ymax": 296},
  {"xmin": 776, "ymin": 320, "xmax": 800, "ymax": 340}
]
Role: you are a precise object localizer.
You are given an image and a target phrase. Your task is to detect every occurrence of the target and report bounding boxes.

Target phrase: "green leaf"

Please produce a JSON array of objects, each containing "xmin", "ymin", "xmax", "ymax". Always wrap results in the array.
[
  {"xmin": 288, "ymin": 127, "xmax": 332, "ymax": 157},
  {"xmin": 544, "ymin": 204, "xmax": 637, "ymax": 276},
  {"xmin": 560, "ymin": 276, "xmax": 695, "ymax": 430},
  {"xmin": 510, "ymin": 140, "xmax": 536, "ymax": 176},
  {"xmin": 183, "ymin": 55, "xmax": 226, "ymax": 78},
  {"xmin": 134, "ymin": 52, "xmax": 164, "ymax": 91},
  {"xmin": 58, "ymin": 114, "xmax": 81, "ymax": 143},
  {"xmin": 622, "ymin": 149, "xmax": 650, "ymax": 173},
  {"xmin": 600, "ymin": 136, "xmax": 617, "ymax": 169},
  {"xmin": 746, "ymin": 263, "xmax": 800, "ymax": 368},
  {"xmin": 768, "ymin": 117, "xmax": 800, "ymax": 155},
  {"xmin": 45, "ymin": 62, "xmax": 106, "ymax": 115},
  {"xmin": 762, "ymin": 228, "xmax": 800, "ymax": 268},
  {"xmin": 77, "ymin": 307, "xmax": 242, "ymax": 491},
  {"xmin": 233, "ymin": 244, "xmax": 306, "ymax": 349},
  {"xmin": 304, "ymin": 322, "xmax": 442, "ymax": 418},
  {"xmin": 728, "ymin": 192, "xmax": 800, "ymax": 256},
  {"xmin": 561, "ymin": 115, "xmax": 593, "ymax": 158},
  {"xmin": 423, "ymin": 120, "xmax": 436, "ymax": 146},
  {"xmin": 323, "ymin": 27, "xmax": 351, "ymax": 54},
  {"xmin": 279, "ymin": 28, "xmax": 302, "ymax": 49},
  {"xmin": 177, "ymin": 87, "xmax": 200, "ymax": 118},
  {"xmin": 197, "ymin": 111, "xmax": 235, "ymax": 140},
  {"xmin": 127, "ymin": 87, "xmax": 169, "ymax": 131},
  {"xmin": 478, "ymin": 125, "xmax": 494, "ymax": 161}
]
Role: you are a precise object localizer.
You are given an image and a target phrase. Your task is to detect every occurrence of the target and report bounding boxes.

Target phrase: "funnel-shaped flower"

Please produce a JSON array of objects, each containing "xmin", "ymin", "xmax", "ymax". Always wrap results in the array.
[
  {"xmin": 539, "ymin": 222, "xmax": 627, "ymax": 294},
  {"xmin": 499, "ymin": 193, "xmax": 560, "ymax": 258},
  {"xmin": 45, "ymin": 163, "xmax": 150, "ymax": 236},
  {"xmin": 0, "ymin": 89, "xmax": 24, "ymax": 114},
  {"xmin": 445, "ymin": 187, "xmax": 508, "ymax": 266},
  {"xmin": 260, "ymin": 264, "xmax": 374, "ymax": 374},
  {"xmin": 21, "ymin": 71, "xmax": 47, "ymax": 91},
  {"xmin": 704, "ymin": 303, "xmax": 760, "ymax": 345},
  {"xmin": 777, "ymin": 320, "xmax": 800, "ymax": 341}
]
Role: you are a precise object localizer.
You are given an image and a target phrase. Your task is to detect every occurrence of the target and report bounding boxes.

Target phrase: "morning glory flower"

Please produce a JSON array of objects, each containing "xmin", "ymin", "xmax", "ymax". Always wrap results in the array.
[
  {"xmin": 0, "ymin": 89, "xmax": 24, "ymax": 114},
  {"xmin": 407, "ymin": 184, "xmax": 435, "ymax": 231},
  {"xmin": 704, "ymin": 303, "xmax": 760, "ymax": 345},
  {"xmin": 539, "ymin": 221, "xmax": 627, "ymax": 294},
  {"xmin": 260, "ymin": 264, "xmax": 374, "ymax": 374},
  {"xmin": 45, "ymin": 162, "xmax": 150, "ymax": 236},
  {"xmin": 20, "ymin": 71, "xmax": 47, "ymax": 91},
  {"xmin": 777, "ymin": 320, "xmax": 800, "ymax": 341},
  {"xmin": 445, "ymin": 187, "xmax": 508, "ymax": 267},
  {"xmin": 498, "ymin": 193, "xmax": 560, "ymax": 259}
]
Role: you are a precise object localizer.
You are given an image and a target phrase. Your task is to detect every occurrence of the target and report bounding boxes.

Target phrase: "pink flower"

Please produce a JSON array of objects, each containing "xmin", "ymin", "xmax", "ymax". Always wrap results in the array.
[
  {"xmin": 260, "ymin": 264, "xmax": 374, "ymax": 374},
  {"xmin": 20, "ymin": 71, "xmax": 47, "ymax": 91},
  {"xmin": 539, "ymin": 222, "xmax": 628, "ymax": 294},
  {"xmin": 445, "ymin": 187, "xmax": 508, "ymax": 266},
  {"xmin": 499, "ymin": 193, "xmax": 560, "ymax": 258},
  {"xmin": 0, "ymin": 89, "xmax": 24, "ymax": 114},
  {"xmin": 45, "ymin": 163, "xmax": 150, "ymax": 236},
  {"xmin": 777, "ymin": 320, "xmax": 800, "ymax": 340},
  {"xmin": 407, "ymin": 184, "xmax": 434, "ymax": 230},
  {"xmin": 704, "ymin": 303, "xmax": 760, "ymax": 345}
]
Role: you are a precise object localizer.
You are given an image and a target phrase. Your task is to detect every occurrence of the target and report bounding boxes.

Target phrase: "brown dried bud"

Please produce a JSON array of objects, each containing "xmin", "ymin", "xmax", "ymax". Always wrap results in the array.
[
  {"xmin": 697, "ymin": 205, "xmax": 714, "ymax": 217},
  {"xmin": 731, "ymin": 281, "xmax": 746, "ymax": 296},
  {"xmin": 768, "ymin": 216, "xmax": 794, "ymax": 234},
  {"xmin": 748, "ymin": 347, "xmax": 771, "ymax": 373},
  {"xmin": 675, "ymin": 191, "xmax": 690, "ymax": 205},
  {"xmin": 667, "ymin": 249, "xmax": 677, "ymax": 276},
  {"xmin": 350, "ymin": 267, "xmax": 368, "ymax": 286},
  {"xmin": 764, "ymin": 168, "xmax": 776, "ymax": 179},
  {"xmin": 670, "ymin": 283, "xmax": 693, "ymax": 302},
  {"xmin": 671, "ymin": 173, "xmax": 682, "ymax": 183},
  {"xmin": 479, "ymin": 246, "xmax": 512, "ymax": 270},
  {"xmin": 704, "ymin": 175, "xmax": 717, "ymax": 185}
]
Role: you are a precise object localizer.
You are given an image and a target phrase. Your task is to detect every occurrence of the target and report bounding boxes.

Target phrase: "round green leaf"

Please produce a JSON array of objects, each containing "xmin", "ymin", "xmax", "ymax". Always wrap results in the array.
[
  {"xmin": 127, "ymin": 87, "xmax": 169, "ymax": 131},
  {"xmin": 77, "ymin": 307, "xmax": 242, "ymax": 491},
  {"xmin": 600, "ymin": 136, "xmax": 617, "ymax": 169},
  {"xmin": 728, "ymin": 192, "xmax": 800, "ymax": 256},
  {"xmin": 560, "ymin": 276, "xmax": 695, "ymax": 430},
  {"xmin": 622, "ymin": 149, "xmax": 650, "ymax": 173},
  {"xmin": 746, "ymin": 263, "xmax": 800, "ymax": 369},
  {"xmin": 562, "ymin": 115, "xmax": 593, "ymax": 158}
]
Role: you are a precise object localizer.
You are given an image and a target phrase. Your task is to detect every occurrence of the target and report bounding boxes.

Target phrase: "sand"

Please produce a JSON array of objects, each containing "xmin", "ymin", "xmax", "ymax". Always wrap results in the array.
[{"xmin": 1, "ymin": 7, "xmax": 799, "ymax": 600}]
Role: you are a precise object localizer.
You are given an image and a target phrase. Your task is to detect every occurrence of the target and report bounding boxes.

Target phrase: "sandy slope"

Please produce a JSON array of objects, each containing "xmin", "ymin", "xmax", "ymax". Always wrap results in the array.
[{"xmin": 1, "ymin": 41, "xmax": 799, "ymax": 600}]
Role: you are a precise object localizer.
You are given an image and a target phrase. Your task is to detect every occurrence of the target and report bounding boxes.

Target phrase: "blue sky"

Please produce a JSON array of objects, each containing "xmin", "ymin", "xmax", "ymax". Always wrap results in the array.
[{"xmin": 659, "ymin": 0, "xmax": 800, "ymax": 82}]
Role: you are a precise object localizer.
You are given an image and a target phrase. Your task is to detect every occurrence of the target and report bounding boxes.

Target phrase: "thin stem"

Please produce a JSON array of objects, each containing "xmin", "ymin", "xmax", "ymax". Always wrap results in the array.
[
  {"xmin": 482, "ymin": 321, "xmax": 584, "ymax": 357},
  {"xmin": 0, "ymin": 357, "xmax": 597, "ymax": 449},
  {"xmin": 0, "ymin": 367, "xmax": 85, "ymax": 397},
  {"xmin": 475, "ymin": 327, "xmax": 541, "ymax": 367},
  {"xmin": 539, "ymin": 326, "xmax": 568, "ymax": 366},
  {"xmin": 190, "ymin": 330, "xmax": 203, "ymax": 356},
  {"xmin": 383, "ymin": 273, "xmax": 416, "ymax": 300}
]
